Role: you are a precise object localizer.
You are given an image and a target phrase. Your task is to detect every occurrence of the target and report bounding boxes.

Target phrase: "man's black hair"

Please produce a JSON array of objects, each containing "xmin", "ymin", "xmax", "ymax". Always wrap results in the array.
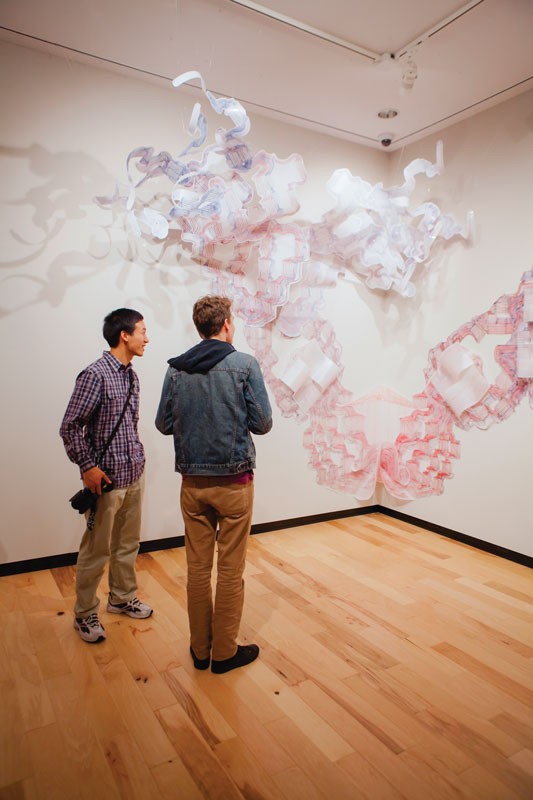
[{"xmin": 103, "ymin": 308, "xmax": 143, "ymax": 348}]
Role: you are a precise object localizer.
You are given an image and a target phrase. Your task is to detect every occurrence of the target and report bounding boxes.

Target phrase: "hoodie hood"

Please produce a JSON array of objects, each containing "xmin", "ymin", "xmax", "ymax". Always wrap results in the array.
[{"xmin": 168, "ymin": 339, "xmax": 235, "ymax": 374}]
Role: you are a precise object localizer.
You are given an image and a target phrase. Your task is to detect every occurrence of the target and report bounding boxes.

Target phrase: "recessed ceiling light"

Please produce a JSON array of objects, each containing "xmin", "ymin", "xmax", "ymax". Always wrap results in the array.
[{"xmin": 377, "ymin": 109, "xmax": 398, "ymax": 119}]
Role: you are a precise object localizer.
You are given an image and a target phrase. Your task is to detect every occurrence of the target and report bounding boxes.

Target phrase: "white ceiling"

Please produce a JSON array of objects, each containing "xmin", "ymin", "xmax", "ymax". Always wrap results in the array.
[{"xmin": 1, "ymin": 0, "xmax": 532, "ymax": 151}]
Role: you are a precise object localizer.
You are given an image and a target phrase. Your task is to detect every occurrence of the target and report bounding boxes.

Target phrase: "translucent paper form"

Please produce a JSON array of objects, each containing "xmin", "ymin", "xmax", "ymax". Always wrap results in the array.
[{"xmin": 95, "ymin": 73, "xmax": 532, "ymax": 499}]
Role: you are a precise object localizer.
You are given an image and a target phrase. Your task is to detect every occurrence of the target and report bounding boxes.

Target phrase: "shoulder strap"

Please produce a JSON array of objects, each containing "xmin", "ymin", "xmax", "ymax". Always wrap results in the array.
[{"xmin": 97, "ymin": 368, "xmax": 135, "ymax": 466}]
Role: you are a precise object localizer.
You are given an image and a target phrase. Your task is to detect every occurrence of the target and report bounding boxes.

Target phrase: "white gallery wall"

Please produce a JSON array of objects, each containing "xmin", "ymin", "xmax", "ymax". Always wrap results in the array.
[
  {"xmin": 1, "ymin": 40, "xmax": 532, "ymax": 563},
  {"xmin": 385, "ymin": 94, "xmax": 533, "ymax": 557}
]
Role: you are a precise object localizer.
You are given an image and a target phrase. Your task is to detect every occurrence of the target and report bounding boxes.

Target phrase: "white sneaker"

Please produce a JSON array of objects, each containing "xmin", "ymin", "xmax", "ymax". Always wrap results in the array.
[
  {"xmin": 106, "ymin": 596, "xmax": 153, "ymax": 619},
  {"xmin": 73, "ymin": 613, "xmax": 106, "ymax": 643}
]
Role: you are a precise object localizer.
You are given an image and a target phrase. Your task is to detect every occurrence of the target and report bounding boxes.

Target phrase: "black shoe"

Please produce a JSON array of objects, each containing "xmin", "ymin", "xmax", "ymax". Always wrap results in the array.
[
  {"xmin": 190, "ymin": 646, "xmax": 210, "ymax": 670},
  {"xmin": 211, "ymin": 644, "xmax": 259, "ymax": 674}
]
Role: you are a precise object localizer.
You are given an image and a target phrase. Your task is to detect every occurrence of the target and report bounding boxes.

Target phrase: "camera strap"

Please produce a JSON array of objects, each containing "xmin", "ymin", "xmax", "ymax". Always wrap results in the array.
[
  {"xmin": 85, "ymin": 369, "xmax": 135, "ymax": 532},
  {"xmin": 96, "ymin": 368, "xmax": 135, "ymax": 468}
]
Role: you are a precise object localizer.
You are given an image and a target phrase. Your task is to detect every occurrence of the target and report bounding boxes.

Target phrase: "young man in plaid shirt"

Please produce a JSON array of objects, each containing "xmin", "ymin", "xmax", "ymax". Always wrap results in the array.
[{"xmin": 60, "ymin": 308, "xmax": 153, "ymax": 643}]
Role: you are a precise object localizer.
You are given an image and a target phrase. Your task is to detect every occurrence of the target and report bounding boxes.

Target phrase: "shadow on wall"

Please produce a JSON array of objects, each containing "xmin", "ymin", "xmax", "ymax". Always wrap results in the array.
[
  {"xmin": 0, "ymin": 144, "xmax": 197, "ymax": 326},
  {"xmin": 339, "ymin": 240, "xmax": 464, "ymax": 390}
]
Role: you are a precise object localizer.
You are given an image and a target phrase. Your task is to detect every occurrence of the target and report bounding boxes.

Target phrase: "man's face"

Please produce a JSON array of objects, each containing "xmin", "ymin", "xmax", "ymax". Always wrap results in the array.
[{"xmin": 123, "ymin": 319, "xmax": 149, "ymax": 358}]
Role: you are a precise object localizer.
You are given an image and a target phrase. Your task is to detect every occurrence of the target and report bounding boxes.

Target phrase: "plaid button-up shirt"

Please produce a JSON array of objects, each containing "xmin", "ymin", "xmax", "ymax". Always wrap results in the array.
[{"xmin": 60, "ymin": 351, "xmax": 145, "ymax": 488}]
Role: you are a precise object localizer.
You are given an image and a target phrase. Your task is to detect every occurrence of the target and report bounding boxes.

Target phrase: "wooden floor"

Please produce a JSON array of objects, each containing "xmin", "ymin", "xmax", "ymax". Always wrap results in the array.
[{"xmin": 1, "ymin": 513, "xmax": 532, "ymax": 800}]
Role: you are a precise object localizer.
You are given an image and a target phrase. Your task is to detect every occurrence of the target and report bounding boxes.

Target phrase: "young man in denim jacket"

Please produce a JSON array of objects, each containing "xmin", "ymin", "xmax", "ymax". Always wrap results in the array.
[{"xmin": 156, "ymin": 295, "xmax": 272, "ymax": 673}]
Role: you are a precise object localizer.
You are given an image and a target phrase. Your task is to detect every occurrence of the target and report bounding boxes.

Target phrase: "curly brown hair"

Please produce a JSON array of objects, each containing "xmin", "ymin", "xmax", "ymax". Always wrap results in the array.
[{"xmin": 192, "ymin": 295, "xmax": 232, "ymax": 339}]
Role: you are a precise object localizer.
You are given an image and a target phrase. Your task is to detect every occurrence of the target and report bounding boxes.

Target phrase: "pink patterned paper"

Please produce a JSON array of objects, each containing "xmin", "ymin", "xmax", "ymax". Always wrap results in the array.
[{"xmin": 95, "ymin": 72, "xmax": 532, "ymax": 499}]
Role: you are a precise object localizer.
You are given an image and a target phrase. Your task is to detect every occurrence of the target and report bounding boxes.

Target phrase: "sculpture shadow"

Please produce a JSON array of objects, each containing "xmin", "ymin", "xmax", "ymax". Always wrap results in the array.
[{"xmin": 0, "ymin": 144, "xmax": 200, "ymax": 324}]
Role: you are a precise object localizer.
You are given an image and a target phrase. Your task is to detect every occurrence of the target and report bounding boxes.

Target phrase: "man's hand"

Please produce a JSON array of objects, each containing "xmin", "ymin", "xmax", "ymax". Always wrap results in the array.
[{"xmin": 82, "ymin": 466, "xmax": 112, "ymax": 495}]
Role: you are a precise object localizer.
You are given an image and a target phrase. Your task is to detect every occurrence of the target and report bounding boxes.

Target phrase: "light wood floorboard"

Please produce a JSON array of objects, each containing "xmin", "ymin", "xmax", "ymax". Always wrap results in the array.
[{"xmin": 1, "ymin": 513, "xmax": 532, "ymax": 799}]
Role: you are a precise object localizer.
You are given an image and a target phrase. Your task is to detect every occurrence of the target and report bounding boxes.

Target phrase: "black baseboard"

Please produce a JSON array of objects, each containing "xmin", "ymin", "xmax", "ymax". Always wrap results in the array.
[
  {"xmin": 0, "ymin": 550, "xmax": 80, "ymax": 577},
  {"xmin": 0, "ymin": 504, "xmax": 530, "ymax": 576},
  {"xmin": 378, "ymin": 507, "xmax": 533, "ymax": 568},
  {"xmin": 250, "ymin": 505, "xmax": 381, "ymax": 535},
  {"xmin": 140, "ymin": 535, "xmax": 185, "ymax": 553}
]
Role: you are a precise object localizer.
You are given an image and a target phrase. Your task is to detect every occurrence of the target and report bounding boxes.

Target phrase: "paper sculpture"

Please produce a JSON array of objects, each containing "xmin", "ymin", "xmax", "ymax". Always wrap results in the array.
[
  {"xmin": 95, "ymin": 70, "xmax": 472, "ymax": 308},
  {"xmin": 95, "ymin": 72, "xmax": 531, "ymax": 500},
  {"xmin": 298, "ymin": 272, "xmax": 533, "ymax": 499},
  {"xmin": 311, "ymin": 144, "xmax": 473, "ymax": 298}
]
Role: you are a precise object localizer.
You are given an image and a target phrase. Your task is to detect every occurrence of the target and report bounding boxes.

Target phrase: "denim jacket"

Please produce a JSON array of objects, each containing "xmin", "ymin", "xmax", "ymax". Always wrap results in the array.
[{"xmin": 155, "ymin": 347, "xmax": 272, "ymax": 475}]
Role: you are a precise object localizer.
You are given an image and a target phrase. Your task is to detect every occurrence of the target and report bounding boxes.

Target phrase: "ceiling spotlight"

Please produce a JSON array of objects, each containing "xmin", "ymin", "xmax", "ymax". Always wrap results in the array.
[
  {"xmin": 401, "ymin": 52, "xmax": 418, "ymax": 93},
  {"xmin": 378, "ymin": 108, "xmax": 398, "ymax": 119}
]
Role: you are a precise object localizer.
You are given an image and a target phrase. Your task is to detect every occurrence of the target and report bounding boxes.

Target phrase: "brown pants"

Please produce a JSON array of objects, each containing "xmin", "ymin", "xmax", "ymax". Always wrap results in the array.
[
  {"xmin": 180, "ymin": 477, "xmax": 254, "ymax": 661},
  {"xmin": 74, "ymin": 475, "xmax": 144, "ymax": 618}
]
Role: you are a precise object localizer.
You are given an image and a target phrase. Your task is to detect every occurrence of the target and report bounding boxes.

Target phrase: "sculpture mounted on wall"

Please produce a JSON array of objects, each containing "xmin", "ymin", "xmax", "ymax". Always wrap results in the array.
[
  {"xmin": 95, "ymin": 72, "xmax": 532, "ymax": 499},
  {"xmin": 299, "ymin": 271, "xmax": 533, "ymax": 499}
]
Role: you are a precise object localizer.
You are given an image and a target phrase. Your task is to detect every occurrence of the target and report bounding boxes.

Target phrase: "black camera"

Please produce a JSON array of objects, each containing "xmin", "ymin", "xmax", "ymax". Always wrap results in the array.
[
  {"xmin": 69, "ymin": 479, "xmax": 115, "ymax": 514},
  {"xmin": 69, "ymin": 488, "xmax": 95, "ymax": 514}
]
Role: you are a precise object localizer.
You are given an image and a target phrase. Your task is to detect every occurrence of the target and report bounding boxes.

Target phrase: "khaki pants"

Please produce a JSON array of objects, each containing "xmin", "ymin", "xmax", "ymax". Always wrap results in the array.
[
  {"xmin": 74, "ymin": 475, "xmax": 144, "ymax": 618},
  {"xmin": 180, "ymin": 477, "xmax": 254, "ymax": 661}
]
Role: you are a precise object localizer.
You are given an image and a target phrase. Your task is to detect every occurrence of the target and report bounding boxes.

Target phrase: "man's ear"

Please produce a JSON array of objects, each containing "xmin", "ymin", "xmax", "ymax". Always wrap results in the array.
[{"xmin": 120, "ymin": 329, "xmax": 129, "ymax": 343}]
